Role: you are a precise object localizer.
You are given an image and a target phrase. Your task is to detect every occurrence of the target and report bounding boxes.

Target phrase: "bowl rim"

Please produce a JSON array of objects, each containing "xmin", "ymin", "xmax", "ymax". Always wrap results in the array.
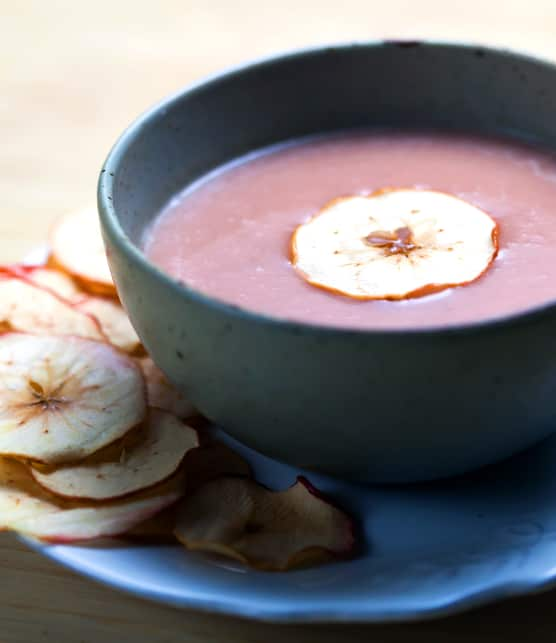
[{"xmin": 98, "ymin": 39, "xmax": 556, "ymax": 338}]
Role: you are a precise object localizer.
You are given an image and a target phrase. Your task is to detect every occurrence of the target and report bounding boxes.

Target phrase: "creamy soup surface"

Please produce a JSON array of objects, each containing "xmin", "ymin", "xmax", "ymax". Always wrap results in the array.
[{"xmin": 144, "ymin": 131, "xmax": 556, "ymax": 329}]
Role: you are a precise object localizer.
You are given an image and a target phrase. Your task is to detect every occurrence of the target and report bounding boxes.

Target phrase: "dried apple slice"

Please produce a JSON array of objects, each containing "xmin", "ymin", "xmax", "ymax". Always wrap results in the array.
[
  {"xmin": 174, "ymin": 476, "xmax": 355, "ymax": 570},
  {"xmin": 0, "ymin": 333, "xmax": 146, "ymax": 464},
  {"xmin": 0, "ymin": 457, "xmax": 182, "ymax": 542},
  {"xmin": 139, "ymin": 357, "xmax": 196, "ymax": 418},
  {"xmin": 31, "ymin": 409, "xmax": 199, "ymax": 500},
  {"xmin": 50, "ymin": 206, "xmax": 116, "ymax": 297},
  {"xmin": 0, "ymin": 276, "xmax": 104, "ymax": 339},
  {"xmin": 75, "ymin": 296, "xmax": 142, "ymax": 354},
  {"xmin": 9, "ymin": 266, "xmax": 83, "ymax": 303},
  {"xmin": 291, "ymin": 189, "xmax": 499, "ymax": 300},
  {"xmin": 186, "ymin": 440, "xmax": 252, "ymax": 491},
  {"xmin": 123, "ymin": 437, "xmax": 250, "ymax": 540}
]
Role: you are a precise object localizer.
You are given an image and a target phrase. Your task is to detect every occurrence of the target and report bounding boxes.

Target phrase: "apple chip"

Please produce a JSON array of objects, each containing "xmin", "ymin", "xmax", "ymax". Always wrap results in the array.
[
  {"xmin": 0, "ymin": 333, "xmax": 146, "ymax": 464},
  {"xmin": 0, "ymin": 276, "xmax": 104, "ymax": 339},
  {"xmin": 174, "ymin": 476, "xmax": 355, "ymax": 570},
  {"xmin": 16, "ymin": 268, "xmax": 140, "ymax": 351},
  {"xmin": 76, "ymin": 296, "xmax": 142, "ymax": 354},
  {"xmin": 50, "ymin": 206, "xmax": 116, "ymax": 297},
  {"xmin": 0, "ymin": 457, "xmax": 182, "ymax": 542},
  {"xmin": 31, "ymin": 409, "xmax": 199, "ymax": 500},
  {"xmin": 125, "ymin": 441, "xmax": 251, "ymax": 540},
  {"xmin": 139, "ymin": 357, "xmax": 196, "ymax": 418},
  {"xmin": 292, "ymin": 189, "xmax": 499, "ymax": 300},
  {"xmin": 186, "ymin": 441, "xmax": 252, "ymax": 491},
  {"xmin": 11, "ymin": 266, "xmax": 83, "ymax": 303}
]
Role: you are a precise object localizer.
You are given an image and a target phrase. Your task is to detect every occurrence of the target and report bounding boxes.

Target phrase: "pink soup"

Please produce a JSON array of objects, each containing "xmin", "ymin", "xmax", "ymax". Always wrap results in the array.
[{"xmin": 144, "ymin": 131, "xmax": 556, "ymax": 329}]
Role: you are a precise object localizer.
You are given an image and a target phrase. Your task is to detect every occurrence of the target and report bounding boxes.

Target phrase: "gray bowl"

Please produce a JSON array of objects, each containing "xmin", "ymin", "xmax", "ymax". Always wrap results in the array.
[{"xmin": 98, "ymin": 42, "xmax": 556, "ymax": 483}]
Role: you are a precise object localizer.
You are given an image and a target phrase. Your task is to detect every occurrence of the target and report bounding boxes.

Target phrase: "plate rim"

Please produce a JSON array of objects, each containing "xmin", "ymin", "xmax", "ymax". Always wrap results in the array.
[{"xmin": 20, "ymin": 534, "xmax": 556, "ymax": 624}]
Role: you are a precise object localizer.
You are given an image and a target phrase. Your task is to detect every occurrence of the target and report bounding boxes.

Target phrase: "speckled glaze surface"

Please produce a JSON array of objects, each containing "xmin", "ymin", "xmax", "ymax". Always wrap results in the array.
[{"xmin": 98, "ymin": 42, "xmax": 556, "ymax": 483}]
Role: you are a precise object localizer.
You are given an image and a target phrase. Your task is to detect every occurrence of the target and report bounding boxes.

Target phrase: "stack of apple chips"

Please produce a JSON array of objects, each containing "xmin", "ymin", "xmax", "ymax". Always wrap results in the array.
[{"xmin": 0, "ymin": 208, "xmax": 355, "ymax": 571}]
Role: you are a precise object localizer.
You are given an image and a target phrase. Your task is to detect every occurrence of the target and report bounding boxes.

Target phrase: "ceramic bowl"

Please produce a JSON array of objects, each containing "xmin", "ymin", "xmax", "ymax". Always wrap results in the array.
[{"xmin": 98, "ymin": 42, "xmax": 556, "ymax": 483}]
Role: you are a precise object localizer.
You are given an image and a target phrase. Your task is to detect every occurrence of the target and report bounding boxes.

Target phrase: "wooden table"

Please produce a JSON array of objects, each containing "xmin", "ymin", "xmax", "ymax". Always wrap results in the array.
[{"xmin": 2, "ymin": 1, "xmax": 556, "ymax": 640}]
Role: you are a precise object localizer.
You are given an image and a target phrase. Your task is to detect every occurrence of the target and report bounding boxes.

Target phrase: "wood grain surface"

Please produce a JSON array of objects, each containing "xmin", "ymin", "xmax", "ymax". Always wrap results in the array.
[{"xmin": 2, "ymin": 1, "xmax": 556, "ymax": 641}]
